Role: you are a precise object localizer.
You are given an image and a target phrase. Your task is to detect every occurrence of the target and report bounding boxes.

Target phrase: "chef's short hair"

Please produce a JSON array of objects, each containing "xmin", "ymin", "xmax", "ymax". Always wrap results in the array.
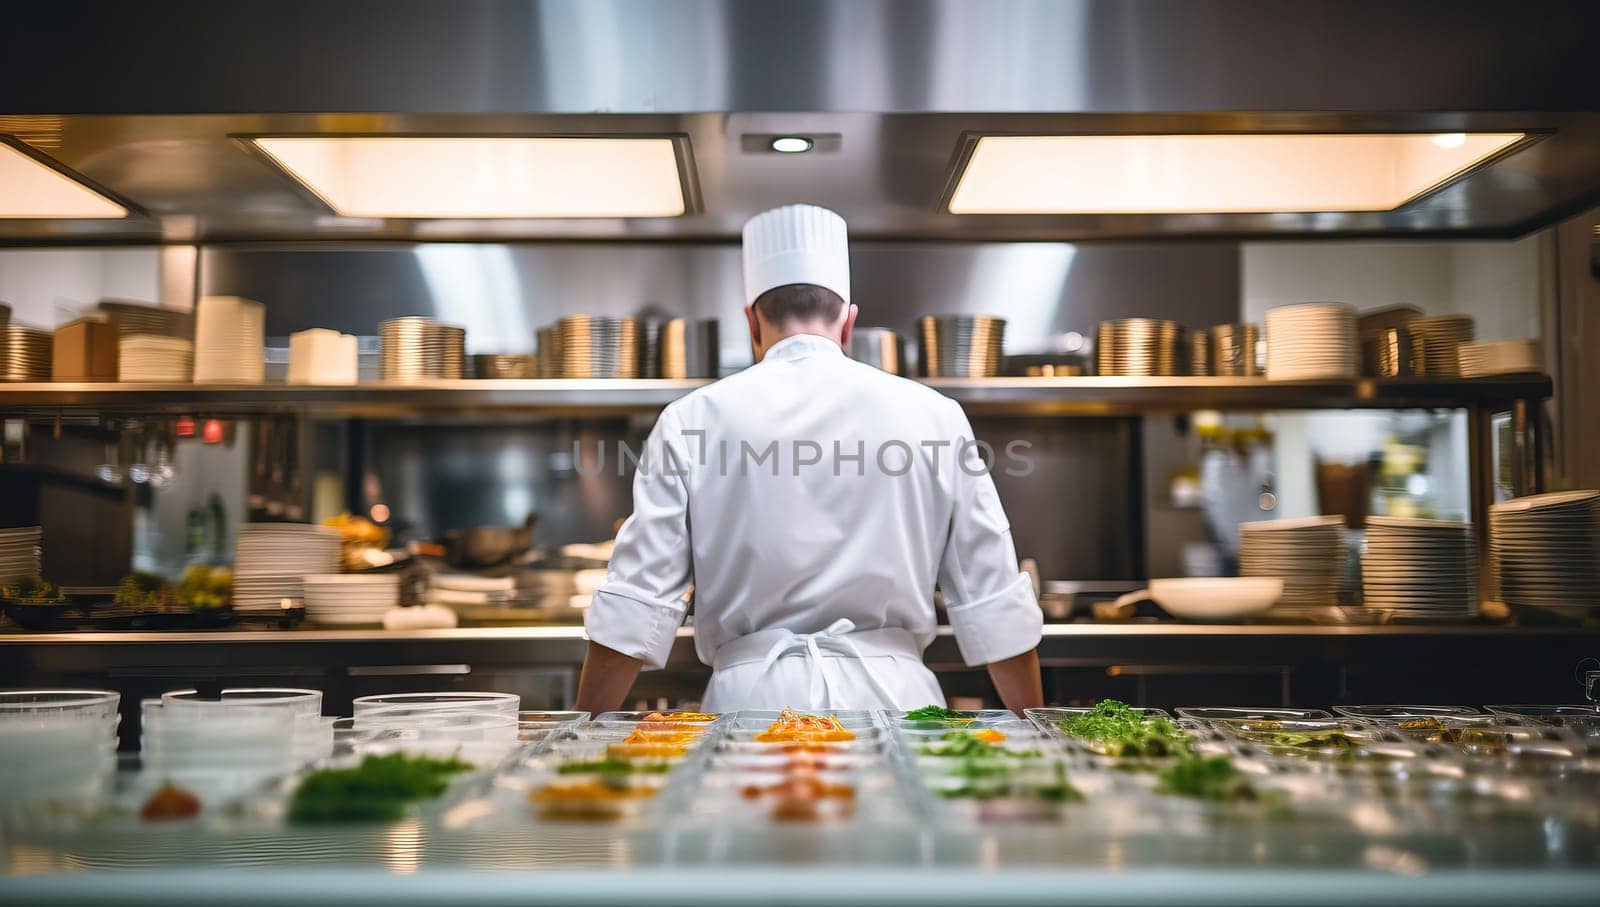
[{"xmin": 753, "ymin": 283, "xmax": 846, "ymax": 326}]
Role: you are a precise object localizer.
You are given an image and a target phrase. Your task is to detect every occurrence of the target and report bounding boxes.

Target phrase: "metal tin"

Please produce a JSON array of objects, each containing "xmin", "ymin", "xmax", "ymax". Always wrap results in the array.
[
  {"xmin": 918, "ymin": 315, "xmax": 1005, "ymax": 377},
  {"xmin": 658, "ymin": 318, "xmax": 720, "ymax": 379},
  {"xmin": 1185, "ymin": 329, "xmax": 1212, "ymax": 376},
  {"xmin": 1360, "ymin": 326, "xmax": 1418, "ymax": 378},
  {"xmin": 1210, "ymin": 324, "xmax": 1262, "ymax": 377},
  {"xmin": 1096, "ymin": 318, "xmax": 1180, "ymax": 376},
  {"xmin": 850, "ymin": 327, "xmax": 905, "ymax": 375},
  {"xmin": 472, "ymin": 353, "xmax": 539, "ymax": 379}
]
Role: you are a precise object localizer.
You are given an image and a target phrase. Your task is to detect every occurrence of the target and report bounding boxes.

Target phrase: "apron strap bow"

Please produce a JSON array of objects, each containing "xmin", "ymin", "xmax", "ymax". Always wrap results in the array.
[{"xmin": 755, "ymin": 618, "xmax": 898, "ymax": 708}]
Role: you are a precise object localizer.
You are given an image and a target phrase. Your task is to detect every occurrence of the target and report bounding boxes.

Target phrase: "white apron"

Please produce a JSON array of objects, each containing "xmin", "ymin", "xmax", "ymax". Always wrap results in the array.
[{"xmin": 701, "ymin": 618, "xmax": 945, "ymax": 712}]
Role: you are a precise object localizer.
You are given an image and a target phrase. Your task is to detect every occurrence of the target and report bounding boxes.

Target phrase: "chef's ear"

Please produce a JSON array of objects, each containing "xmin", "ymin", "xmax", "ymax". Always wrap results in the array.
[
  {"xmin": 840, "ymin": 303, "xmax": 859, "ymax": 347},
  {"xmin": 744, "ymin": 304, "xmax": 762, "ymax": 355}
]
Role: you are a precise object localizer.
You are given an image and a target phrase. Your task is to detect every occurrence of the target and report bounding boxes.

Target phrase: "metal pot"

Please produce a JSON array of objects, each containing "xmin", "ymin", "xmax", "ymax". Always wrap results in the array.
[{"xmin": 442, "ymin": 513, "xmax": 538, "ymax": 568}]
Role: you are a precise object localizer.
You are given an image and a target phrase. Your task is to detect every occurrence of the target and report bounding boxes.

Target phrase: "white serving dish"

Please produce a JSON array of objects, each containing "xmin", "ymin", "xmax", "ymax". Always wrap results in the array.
[{"xmin": 1116, "ymin": 577, "xmax": 1283, "ymax": 620}]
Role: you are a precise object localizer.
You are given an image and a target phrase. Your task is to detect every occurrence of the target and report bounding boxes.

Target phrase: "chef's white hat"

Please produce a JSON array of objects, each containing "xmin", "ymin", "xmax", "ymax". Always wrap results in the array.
[{"xmin": 741, "ymin": 204, "xmax": 851, "ymax": 306}]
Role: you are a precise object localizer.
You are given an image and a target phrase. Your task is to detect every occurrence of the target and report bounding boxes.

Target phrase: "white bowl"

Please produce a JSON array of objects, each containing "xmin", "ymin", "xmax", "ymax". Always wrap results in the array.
[{"xmin": 1138, "ymin": 577, "xmax": 1284, "ymax": 621}]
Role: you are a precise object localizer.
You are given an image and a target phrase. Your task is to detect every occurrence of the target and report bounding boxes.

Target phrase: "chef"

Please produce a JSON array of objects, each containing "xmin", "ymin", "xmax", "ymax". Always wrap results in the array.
[{"xmin": 575, "ymin": 204, "xmax": 1043, "ymax": 714}]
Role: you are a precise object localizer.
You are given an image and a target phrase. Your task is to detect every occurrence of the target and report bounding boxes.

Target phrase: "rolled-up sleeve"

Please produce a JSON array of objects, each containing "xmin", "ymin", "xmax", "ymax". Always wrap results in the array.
[
  {"xmin": 585, "ymin": 406, "xmax": 693, "ymax": 669},
  {"xmin": 937, "ymin": 401, "xmax": 1044, "ymax": 667}
]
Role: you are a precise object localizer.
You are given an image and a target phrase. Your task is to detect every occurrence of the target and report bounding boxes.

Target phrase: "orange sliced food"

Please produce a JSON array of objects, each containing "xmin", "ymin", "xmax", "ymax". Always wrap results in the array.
[
  {"xmin": 643, "ymin": 711, "xmax": 717, "ymax": 723},
  {"xmin": 606, "ymin": 741, "xmax": 690, "ymax": 759},
  {"xmin": 754, "ymin": 707, "xmax": 858, "ymax": 743},
  {"xmin": 622, "ymin": 726, "xmax": 703, "ymax": 746}
]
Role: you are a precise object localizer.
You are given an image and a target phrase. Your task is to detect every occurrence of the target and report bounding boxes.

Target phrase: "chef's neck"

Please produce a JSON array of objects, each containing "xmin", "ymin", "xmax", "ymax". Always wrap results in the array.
[{"xmin": 746, "ymin": 306, "xmax": 859, "ymax": 362}]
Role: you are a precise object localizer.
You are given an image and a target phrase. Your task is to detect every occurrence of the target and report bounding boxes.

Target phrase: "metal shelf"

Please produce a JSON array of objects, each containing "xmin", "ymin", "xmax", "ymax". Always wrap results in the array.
[{"xmin": 0, "ymin": 374, "xmax": 1552, "ymax": 417}]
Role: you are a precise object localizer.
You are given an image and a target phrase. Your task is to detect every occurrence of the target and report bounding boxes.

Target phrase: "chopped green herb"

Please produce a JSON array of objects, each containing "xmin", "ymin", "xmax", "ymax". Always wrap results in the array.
[
  {"xmin": 1269, "ymin": 730, "xmax": 1358, "ymax": 749},
  {"xmin": 1, "ymin": 576, "xmax": 65, "ymax": 604},
  {"xmin": 938, "ymin": 762, "xmax": 1081, "ymax": 802},
  {"xmin": 1157, "ymin": 756, "xmax": 1256, "ymax": 801},
  {"xmin": 904, "ymin": 705, "xmax": 966, "ymax": 721},
  {"xmin": 288, "ymin": 752, "xmax": 472, "ymax": 823},
  {"xmin": 1058, "ymin": 700, "xmax": 1192, "ymax": 758},
  {"xmin": 556, "ymin": 758, "xmax": 672, "ymax": 776},
  {"xmin": 917, "ymin": 730, "xmax": 1039, "ymax": 759}
]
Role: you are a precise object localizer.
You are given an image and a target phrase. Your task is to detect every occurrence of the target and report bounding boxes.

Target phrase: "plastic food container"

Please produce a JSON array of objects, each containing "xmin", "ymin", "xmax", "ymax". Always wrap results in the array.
[
  {"xmin": 1175, "ymin": 707, "xmax": 1334, "ymax": 722},
  {"xmin": 1331, "ymin": 704, "xmax": 1482, "ymax": 721}
]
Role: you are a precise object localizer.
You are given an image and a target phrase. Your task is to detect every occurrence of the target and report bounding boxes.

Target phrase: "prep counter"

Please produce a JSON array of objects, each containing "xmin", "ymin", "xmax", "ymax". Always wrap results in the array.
[
  {"xmin": 4, "ymin": 623, "xmax": 1597, "ymax": 719},
  {"xmin": 3, "ymin": 703, "xmax": 1598, "ymax": 905}
]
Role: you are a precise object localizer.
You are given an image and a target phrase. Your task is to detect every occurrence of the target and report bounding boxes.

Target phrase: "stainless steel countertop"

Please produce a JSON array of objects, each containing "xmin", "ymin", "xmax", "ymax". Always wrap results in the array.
[{"xmin": 3, "ymin": 868, "xmax": 1597, "ymax": 907}]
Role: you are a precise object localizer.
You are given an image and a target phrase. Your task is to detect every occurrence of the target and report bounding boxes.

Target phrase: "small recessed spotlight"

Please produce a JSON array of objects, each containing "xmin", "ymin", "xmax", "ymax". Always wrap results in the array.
[
  {"xmin": 1431, "ymin": 132, "xmax": 1468, "ymax": 149},
  {"xmin": 770, "ymin": 136, "xmax": 814, "ymax": 154}
]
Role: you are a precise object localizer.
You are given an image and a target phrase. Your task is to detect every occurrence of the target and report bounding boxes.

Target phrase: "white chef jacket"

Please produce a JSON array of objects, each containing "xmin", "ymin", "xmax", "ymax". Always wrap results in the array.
[{"xmin": 585, "ymin": 332, "xmax": 1042, "ymax": 711}]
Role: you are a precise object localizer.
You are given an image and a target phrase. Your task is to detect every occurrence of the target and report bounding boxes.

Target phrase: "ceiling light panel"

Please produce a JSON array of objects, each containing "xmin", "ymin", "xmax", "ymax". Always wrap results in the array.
[
  {"xmin": 947, "ymin": 133, "xmax": 1528, "ymax": 214},
  {"xmin": 0, "ymin": 141, "xmax": 127, "ymax": 218},
  {"xmin": 250, "ymin": 136, "xmax": 688, "ymax": 218}
]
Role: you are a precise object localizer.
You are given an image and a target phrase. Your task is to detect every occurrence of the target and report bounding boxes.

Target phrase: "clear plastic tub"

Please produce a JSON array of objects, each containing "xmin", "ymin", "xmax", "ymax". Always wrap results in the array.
[
  {"xmin": 1331, "ymin": 704, "xmax": 1482, "ymax": 721},
  {"xmin": 1175, "ymin": 706, "xmax": 1334, "ymax": 722},
  {"xmin": 1027, "ymin": 706, "xmax": 1194, "ymax": 765},
  {"xmin": 1484, "ymin": 704, "xmax": 1600, "ymax": 728},
  {"xmin": 352, "ymin": 691, "xmax": 521, "ymax": 716},
  {"xmin": 0, "ymin": 688, "xmax": 121, "ymax": 724},
  {"xmin": 161, "ymin": 687, "xmax": 323, "ymax": 716}
]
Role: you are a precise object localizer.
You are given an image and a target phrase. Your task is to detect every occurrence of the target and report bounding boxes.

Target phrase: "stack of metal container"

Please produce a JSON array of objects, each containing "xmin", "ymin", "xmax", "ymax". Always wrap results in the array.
[
  {"xmin": 656, "ymin": 318, "xmax": 720, "ymax": 379},
  {"xmin": 471, "ymin": 354, "xmax": 538, "ymax": 379},
  {"xmin": 1210, "ymin": 323, "xmax": 1262, "ymax": 376},
  {"xmin": 557, "ymin": 315, "xmax": 641, "ymax": 378},
  {"xmin": 1183, "ymin": 329, "xmax": 1211, "ymax": 376},
  {"xmin": 1, "ymin": 316, "xmax": 53, "ymax": 382},
  {"xmin": 918, "ymin": 315, "xmax": 1005, "ymax": 377},
  {"xmin": 380, "ymin": 317, "xmax": 466, "ymax": 382},
  {"xmin": 1409, "ymin": 315, "xmax": 1476, "ymax": 377},
  {"xmin": 1095, "ymin": 318, "xmax": 1180, "ymax": 376},
  {"xmin": 536, "ymin": 327, "xmax": 563, "ymax": 378},
  {"xmin": 97, "ymin": 299, "xmax": 192, "ymax": 339},
  {"xmin": 850, "ymin": 328, "xmax": 906, "ymax": 375}
]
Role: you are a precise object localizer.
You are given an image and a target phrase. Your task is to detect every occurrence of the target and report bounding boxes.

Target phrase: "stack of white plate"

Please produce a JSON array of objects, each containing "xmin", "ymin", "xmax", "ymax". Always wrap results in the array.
[
  {"xmin": 193, "ymin": 295, "xmax": 266, "ymax": 383},
  {"xmin": 302, "ymin": 573, "xmax": 401, "ymax": 626},
  {"xmin": 0, "ymin": 525, "xmax": 42, "ymax": 585},
  {"xmin": 0, "ymin": 689, "xmax": 120, "ymax": 810},
  {"xmin": 1239, "ymin": 516, "xmax": 1348, "ymax": 608},
  {"xmin": 428, "ymin": 573, "xmax": 516, "ymax": 608},
  {"xmin": 1264, "ymin": 303, "xmax": 1358, "ymax": 380},
  {"xmin": 1361, "ymin": 516, "xmax": 1478, "ymax": 618},
  {"xmin": 1409, "ymin": 315, "xmax": 1475, "ymax": 376},
  {"xmin": 232, "ymin": 523, "xmax": 341, "ymax": 611},
  {"xmin": 118, "ymin": 335, "xmax": 193, "ymax": 382},
  {"xmin": 1457, "ymin": 338, "xmax": 1542, "ymax": 377},
  {"xmin": 1489, "ymin": 490, "xmax": 1600, "ymax": 617}
]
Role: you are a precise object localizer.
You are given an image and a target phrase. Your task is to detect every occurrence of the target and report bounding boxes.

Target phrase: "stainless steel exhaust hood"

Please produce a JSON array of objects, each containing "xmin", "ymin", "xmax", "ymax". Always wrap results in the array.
[{"xmin": 2, "ymin": 0, "xmax": 1598, "ymax": 244}]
